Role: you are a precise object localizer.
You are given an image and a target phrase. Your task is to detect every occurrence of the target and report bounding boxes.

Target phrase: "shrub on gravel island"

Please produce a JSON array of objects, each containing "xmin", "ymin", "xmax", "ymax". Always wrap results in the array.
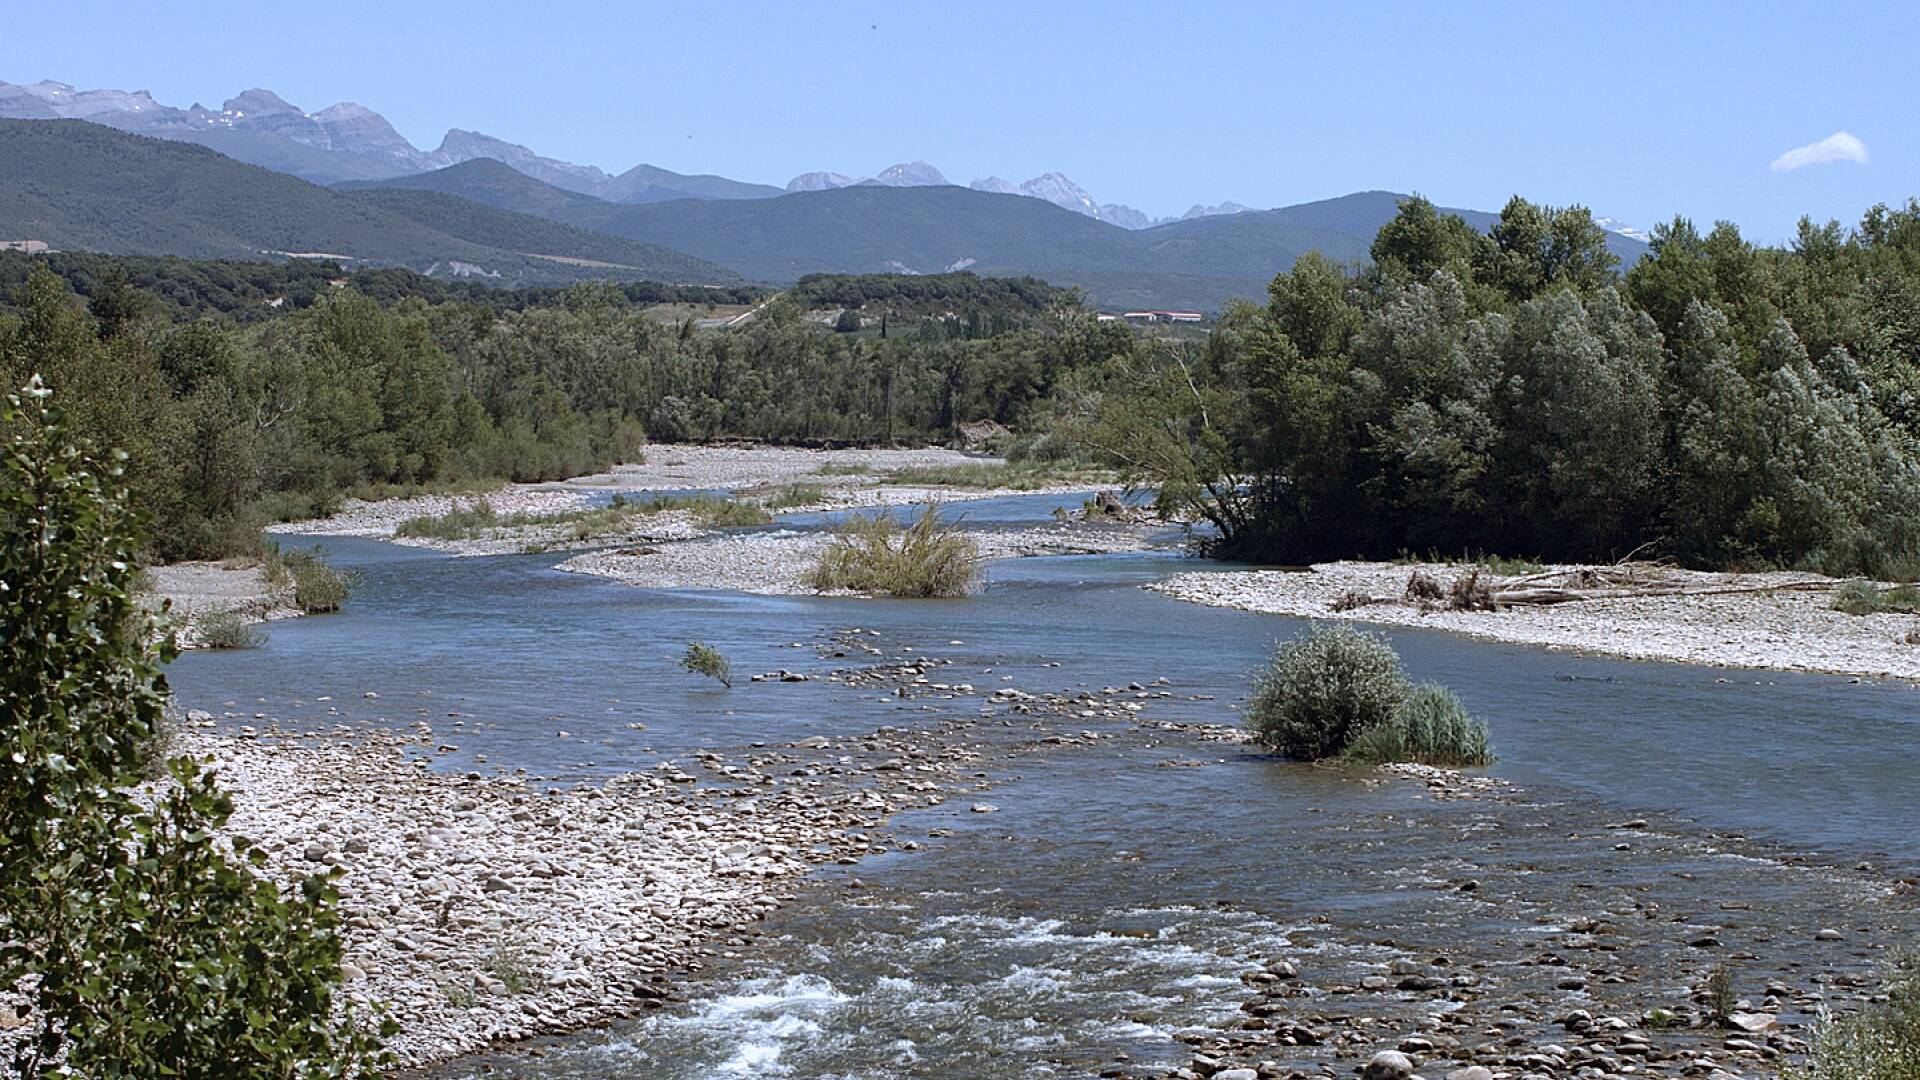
[
  {"xmin": 806, "ymin": 505, "xmax": 981, "ymax": 598},
  {"xmin": 1345, "ymin": 684, "xmax": 1496, "ymax": 767},
  {"xmin": 0, "ymin": 378, "xmax": 390, "ymax": 1075},
  {"xmin": 1247, "ymin": 625, "xmax": 1412, "ymax": 759}
]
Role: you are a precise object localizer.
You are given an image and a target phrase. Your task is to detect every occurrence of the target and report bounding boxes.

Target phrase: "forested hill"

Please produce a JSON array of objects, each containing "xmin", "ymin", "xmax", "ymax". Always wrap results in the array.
[
  {"xmin": 0, "ymin": 120, "xmax": 739, "ymax": 286},
  {"xmin": 0, "ymin": 250, "xmax": 764, "ymax": 323}
]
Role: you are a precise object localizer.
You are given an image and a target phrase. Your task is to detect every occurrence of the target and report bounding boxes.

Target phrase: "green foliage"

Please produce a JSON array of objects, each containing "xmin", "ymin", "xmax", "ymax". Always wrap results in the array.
[
  {"xmin": 197, "ymin": 609, "xmax": 265, "ymax": 649},
  {"xmin": 0, "ymin": 378, "xmax": 387, "ymax": 1075},
  {"xmin": 679, "ymin": 641, "xmax": 733, "ymax": 688},
  {"xmin": 1784, "ymin": 953, "xmax": 1920, "ymax": 1080},
  {"xmin": 1246, "ymin": 625, "xmax": 1412, "ymax": 760},
  {"xmin": 688, "ymin": 497, "xmax": 773, "ymax": 527},
  {"xmin": 1832, "ymin": 580, "xmax": 1920, "ymax": 615},
  {"xmin": 285, "ymin": 549, "xmax": 349, "ymax": 613},
  {"xmin": 814, "ymin": 462, "xmax": 872, "ymax": 476},
  {"xmin": 806, "ymin": 505, "xmax": 982, "ymax": 597},
  {"xmin": 764, "ymin": 483, "xmax": 829, "ymax": 510},
  {"xmin": 1074, "ymin": 193, "xmax": 1920, "ymax": 577},
  {"xmin": 394, "ymin": 499, "xmax": 502, "ymax": 539},
  {"xmin": 1343, "ymin": 684, "xmax": 1495, "ymax": 766}
]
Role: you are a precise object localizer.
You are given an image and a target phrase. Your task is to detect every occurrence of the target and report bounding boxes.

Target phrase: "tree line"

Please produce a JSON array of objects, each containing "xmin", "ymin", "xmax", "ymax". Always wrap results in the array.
[
  {"xmin": 1072, "ymin": 195, "xmax": 1920, "ymax": 578},
  {"xmin": 0, "ymin": 266, "xmax": 1126, "ymax": 562}
]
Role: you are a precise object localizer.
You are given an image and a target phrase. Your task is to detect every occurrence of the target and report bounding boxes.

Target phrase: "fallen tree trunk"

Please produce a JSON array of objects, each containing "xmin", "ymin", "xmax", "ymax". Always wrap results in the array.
[{"xmin": 1489, "ymin": 579, "xmax": 1839, "ymax": 607}]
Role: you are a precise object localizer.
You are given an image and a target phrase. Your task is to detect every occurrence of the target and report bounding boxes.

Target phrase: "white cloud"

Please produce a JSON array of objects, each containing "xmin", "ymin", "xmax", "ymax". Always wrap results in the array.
[{"xmin": 1770, "ymin": 131, "xmax": 1870, "ymax": 172}]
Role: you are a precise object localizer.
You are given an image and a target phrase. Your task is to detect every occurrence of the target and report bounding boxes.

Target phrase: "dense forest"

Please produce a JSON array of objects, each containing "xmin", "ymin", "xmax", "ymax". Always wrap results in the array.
[
  {"xmin": 0, "ymin": 263, "xmax": 1125, "ymax": 561},
  {"xmin": 1073, "ymin": 195, "xmax": 1920, "ymax": 578},
  {"xmin": 0, "ymin": 251, "xmax": 763, "ymax": 324},
  {"xmin": 7, "ymin": 193, "xmax": 1920, "ymax": 578}
]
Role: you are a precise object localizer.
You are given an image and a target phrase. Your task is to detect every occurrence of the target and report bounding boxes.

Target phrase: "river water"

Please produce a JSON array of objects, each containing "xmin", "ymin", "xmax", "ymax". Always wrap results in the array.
[{"xmin": 169, "ymin": 492, "xmax": 1920, "ymax": 1079}]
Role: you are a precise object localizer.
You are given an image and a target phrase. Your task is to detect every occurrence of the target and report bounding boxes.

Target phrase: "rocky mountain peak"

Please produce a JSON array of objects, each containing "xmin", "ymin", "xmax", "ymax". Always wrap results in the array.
[
  {"xmin": 221, "ymin": 88, "xmax": 303, "ymax": 118},
  {"xmin": 873, "ymin": 161, "xmax": 948, "ymax": 187}
]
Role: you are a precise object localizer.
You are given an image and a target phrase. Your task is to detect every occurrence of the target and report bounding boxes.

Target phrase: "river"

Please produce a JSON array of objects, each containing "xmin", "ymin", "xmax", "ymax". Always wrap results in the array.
[{"xmin": 169, "ymin": 492, "xmax": 1920, "ymax": 1079}]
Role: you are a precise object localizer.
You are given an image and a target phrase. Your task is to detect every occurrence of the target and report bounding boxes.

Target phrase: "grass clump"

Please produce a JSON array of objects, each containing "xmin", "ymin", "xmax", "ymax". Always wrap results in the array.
[
  {"xmin": 1785, "ymin": 953, "xmax": 1920, "ymax": 1080},
  {"xmin": 1392, "ymin": 551, "xmax": 1547, "ymax": 576},
  {"xmin": 1247, "ymin": 625, "xmax": 1411, "ymax": 760},
  {"xmin": 395, "ymin": 500, "xmax": 501, "ymax": 540},
  {"xmin": 690, "ymin": 497, "xmax": 773, "ymax": 527},
  {"xmin": 1832, "ymin": 580, "xmax": 1920, "ymax": 616},
  {"xmin": 813, "ymin": 463, "xmax": 872, "ymax": 477},
  {"xmin": 806, "ymin": 505, "xmax": 981, "ymax": 598},
  {"xmin": 764, "ymin": 483, "xmax": 829, "ymax": 510},
  {"xmin": 1344, "ymin": 684, "xmax": 1495, "ymax": 766},
  {"xmin": 197, "ymin": 610, "xmax": 263, "ymax": 650},
  {"xmin": 680, "ymin": 641, "xmax": 733, "ymax": 688}
]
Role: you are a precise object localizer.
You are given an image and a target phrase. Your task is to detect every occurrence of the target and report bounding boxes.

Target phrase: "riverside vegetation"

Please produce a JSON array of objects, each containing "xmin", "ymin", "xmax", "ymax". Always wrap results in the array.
[
  {"xmin": 14, "ymin": 191, "xmax": 1920, "ymax": 581},
  {"xmin": 805, "ymin": 505, "xmax": 983, "ymax": 598},
  {"xmin": 1071, "ymin": 195, "xmax": 1920, "ymax": 579},
  {"xmin": 1247, "ymin": 624, "xmax": 1495, "ymax": 767},
  {"xmin": 0, "ymin": 262, "xmax": 1103, "ymax": 566},
  {"xmin": 0, "ymin": 380, "xmax": 389, "ymax": 1075}
]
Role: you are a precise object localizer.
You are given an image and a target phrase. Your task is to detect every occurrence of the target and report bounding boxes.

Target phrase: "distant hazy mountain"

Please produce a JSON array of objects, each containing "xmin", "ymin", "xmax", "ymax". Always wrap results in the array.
[
  {"xmin": 868, "ymin": 161, "xmax": 950, "ymax": 187},
  {"xmin": 0, "ymin": 120, "xmax": 738, "ymax": 285},
  {"xmin": 1180, "ymin": 201, "xmax": 1253, "ymax": 221},
  {"xmin": 0, "ymin": 77, "xmax": 777, "ymax": 204},
  {"xmin": 967, "ymin": 173, "xmax": 1154, "ymax": 229},
  {"xmin": 599, "ymin": 163, "xmax": 782, "ymax": 203},
  {"xmin": 785, "ymin": 171, "xmax": 856, "ymax": 192}
]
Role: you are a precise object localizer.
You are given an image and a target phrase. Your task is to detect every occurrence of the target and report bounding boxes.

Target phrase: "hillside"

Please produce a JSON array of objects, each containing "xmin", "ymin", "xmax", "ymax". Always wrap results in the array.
[
  {"xmin": 343, "ymin": 188, "xmax": 735, "ymax": 283},
  {"xmin": 0, "ymin": 120, "xmax": 736, "ymax": 285},
  {"xmin": 546, "ymin": 184, "xmax": 1157, "ymax": 282},
  {"xmin": 352, "ymin": 168, "xmax": 1647, "ymax": 310},
  {"xmin": 337, "ymin": 158, "xmax": 610, "ymax": 219}
]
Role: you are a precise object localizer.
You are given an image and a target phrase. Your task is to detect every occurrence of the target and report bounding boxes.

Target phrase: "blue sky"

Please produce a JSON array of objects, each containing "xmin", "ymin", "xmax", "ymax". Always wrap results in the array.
[{"xmin": 6, "ymin": 1, "xmax": 1913, "ymax": 240}]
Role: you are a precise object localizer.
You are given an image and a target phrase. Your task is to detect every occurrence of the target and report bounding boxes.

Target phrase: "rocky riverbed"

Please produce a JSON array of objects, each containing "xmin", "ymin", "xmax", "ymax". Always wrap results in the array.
[
  {"xmin": 1131, "ymin": 758, "xmax": 1918, "ymax": 1080},
  {"xmin": 1153, "ymin": 561, "xmax": 1920, "ymax": 681}
]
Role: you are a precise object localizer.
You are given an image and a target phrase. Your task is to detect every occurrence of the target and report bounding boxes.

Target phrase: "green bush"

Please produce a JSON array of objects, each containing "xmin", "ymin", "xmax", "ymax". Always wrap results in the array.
[
  {"xmin": 1, "ymin": 378, "xmax": 389, "ymax": 1074},
  {"xmin": 1247, "ymin": 625, "xmax": 1412, "ymax": 759},
  {"xmin": 1832, "ymin": 580, "xmax": 1920, "ymax": 616},
  {"xmin": 679, "ymin": 641, "xmax": 732, "ymax": 688},
  {"xmin": 1786, "ymin": 953, "xmax": 1920, "ymax": 1080},
  {"xmin": 806, "ymin": 505, "xmax": 981, "ymax": 598},
  {"xmin": 285, "ymin": 549, "xmax": 349, "ymax": 613},
  {"xmin": 1344, "ymin": 684, "xmax": 1495, "ymax": 766},
  {"xmin": 197, "ymin": 609, "xmax": 264, "ymax": 649}
]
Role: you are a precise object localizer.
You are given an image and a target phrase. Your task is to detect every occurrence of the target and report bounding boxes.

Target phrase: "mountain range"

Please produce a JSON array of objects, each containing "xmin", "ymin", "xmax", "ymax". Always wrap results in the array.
[
  {"xmin": 341, "ymin": 157, "xmax": 1649, "ymax": 310},
  {"xmin": 0, "ymin": 120, "xmax": 740, "ymax": 286},
  {"xmin": 0, "ymin": 77, "xmax": 1253, "ymax": 229},
  {"xmin": 0, "ymin": 90, "xmax": 1653, "ymax": 311}
]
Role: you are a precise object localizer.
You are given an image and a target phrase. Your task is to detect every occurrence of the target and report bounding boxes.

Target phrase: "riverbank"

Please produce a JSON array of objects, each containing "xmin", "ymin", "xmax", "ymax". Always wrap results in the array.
[
  {"xmin": 145, "ymin": 559, "xmax": 303, "ymax": 647},
  {"xmin": 151, "ymin": 714, "xmax": 985, "ymax": 1067},
  {"xmin": 1153, "ymin": 561, "xmax": 1920, "ymax": 681}
]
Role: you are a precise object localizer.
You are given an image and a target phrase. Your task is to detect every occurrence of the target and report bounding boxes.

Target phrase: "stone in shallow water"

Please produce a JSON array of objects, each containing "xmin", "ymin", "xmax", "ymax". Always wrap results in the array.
[{"xmin": 1364, "ymin": 1050, "xmax": 1417, "ymax": 1080}]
